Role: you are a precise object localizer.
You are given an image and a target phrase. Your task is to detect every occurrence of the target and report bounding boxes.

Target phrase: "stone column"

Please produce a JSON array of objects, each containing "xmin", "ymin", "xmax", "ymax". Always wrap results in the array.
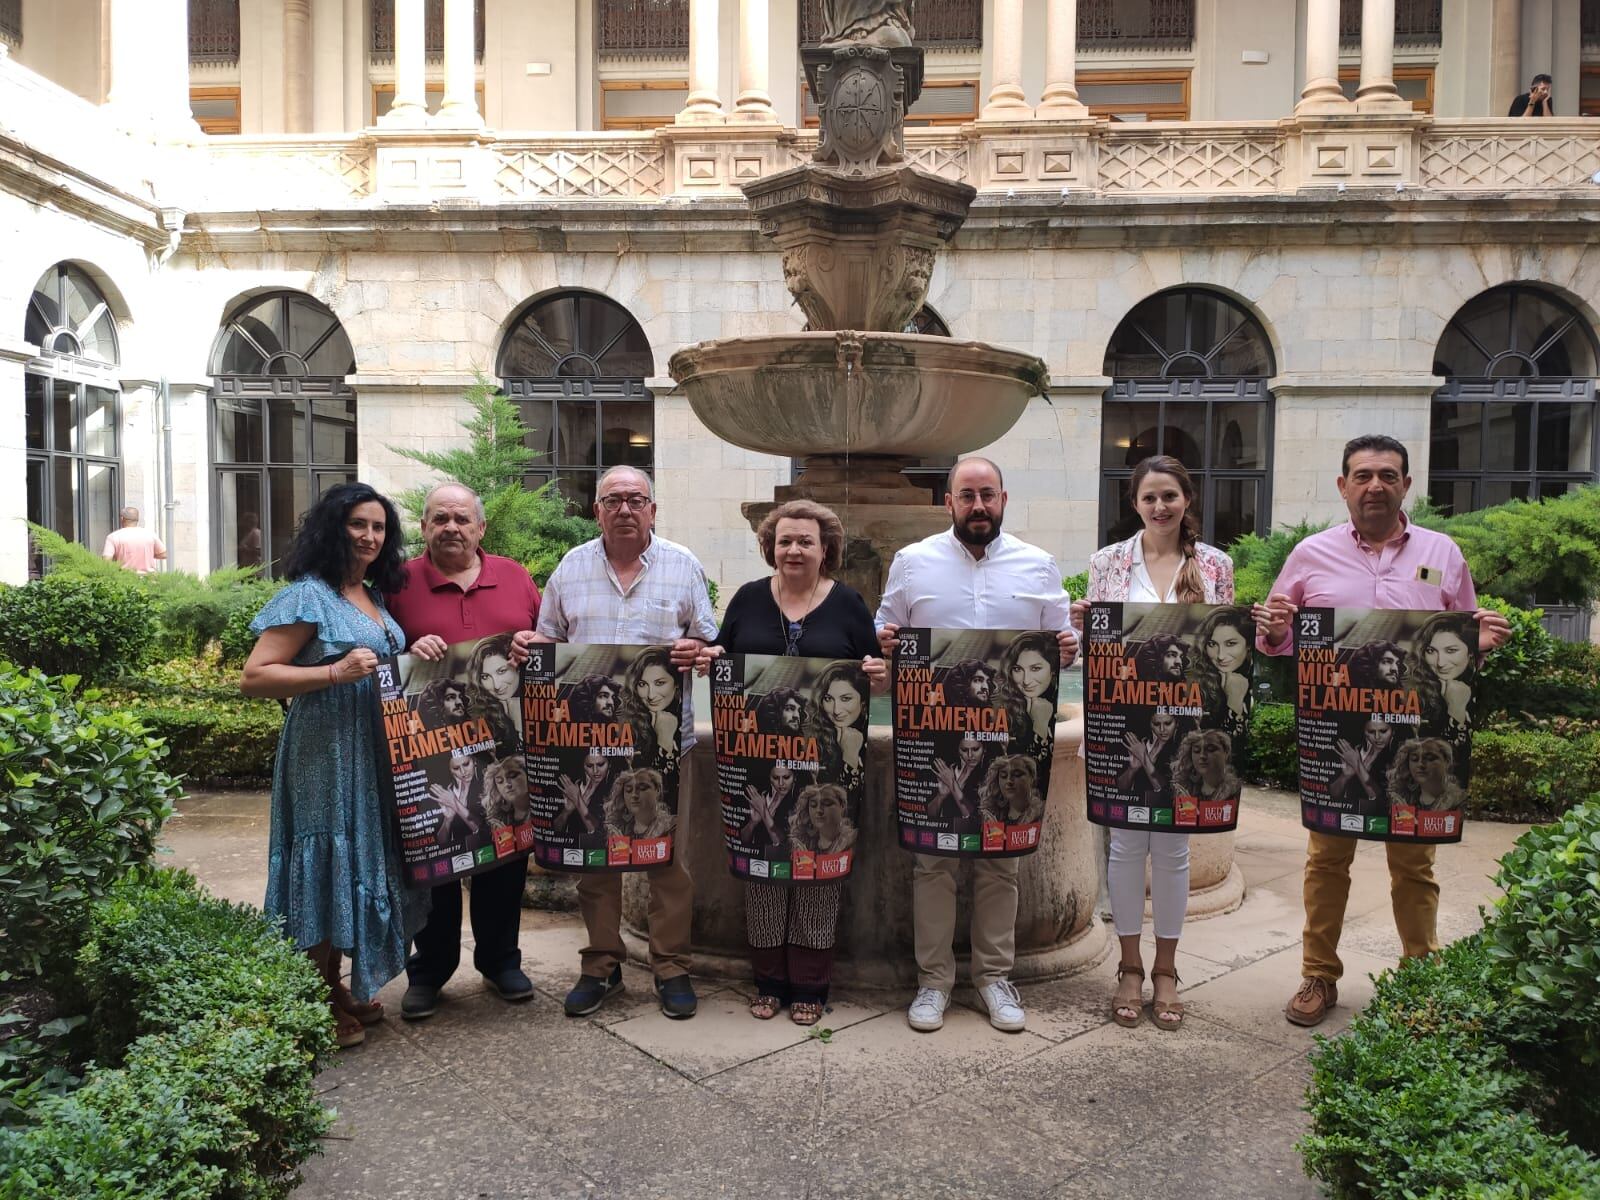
[
  {"xmin": 677, "ymin": 0, "xmax": 725, "ymax": 123},
  {"xmin": 436, "ymin": 0, "xmax": 482, "ymax": 126},
  {"xmin": 284, "ymin": 0, "xmax": 313, "ymax": 132},
  {"xmin": 107, "ymin": 0, "xmax": 200, "ymax": 133},
  {"xmin": 378, "ymin": 0, "xmax": 429, "ymax": 126},
  {"xmin": 731, "ymin": 0, "xmax": 775, "ymax": 123},
  {"xmin": 0, "ymin": 340, "xmax": 30, "ymax": 586},
  {"xmin": 344, "ymin": 0, "xmax": 369, "ymax": 129},
  {"xmin": 1296, "ymin": 0, "xmax": 1352, "ymax": 113},
  {"xmin": 980, "ymin": 0, "xmax": 1032, "ymax": 119},
  {"xmin": 1036, "ymin": 0, "xmax": 1087, "ymax": 118},
  {"xmin": 1355, "ymin": 0, "xmax": 1408, "ymax": 110}
]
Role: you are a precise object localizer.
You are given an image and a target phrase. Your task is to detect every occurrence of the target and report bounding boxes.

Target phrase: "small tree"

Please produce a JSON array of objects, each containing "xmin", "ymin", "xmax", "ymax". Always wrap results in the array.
[{"xmin": 389, "ymin": 372, "xmax": 598, "ymax": 583}]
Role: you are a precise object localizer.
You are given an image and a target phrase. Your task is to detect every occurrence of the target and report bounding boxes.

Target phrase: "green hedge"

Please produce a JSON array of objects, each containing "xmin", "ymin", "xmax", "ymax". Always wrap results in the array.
[
  {"xmin": 0, "ymin": 871, "xmax": 334, "ymax": 1199},
  {"xmin": 1469, "ymin": 727, "xmax": 1600, "ymax": 822},
  {"xmin": 1243, "ymin": 702, "xmax": 1298, "ymax": 790},
  {"xmin": 1300, "ymin": 800, "xmax": 1600, "ymax": 1196},
  {"xmin": 0, "ymin": 576, "xmax": 156, "ymax": 684},
  {"xmin": 103, "ymin": 659, "xmax": 283, "ymax": 786}
]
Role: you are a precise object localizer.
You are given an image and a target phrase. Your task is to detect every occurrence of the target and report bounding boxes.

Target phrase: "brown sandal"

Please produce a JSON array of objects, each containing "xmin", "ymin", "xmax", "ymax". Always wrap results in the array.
[
  {"xmin": 331, "ymin": 1003, "xmax": 367, "ymax": 1048},
  {"xmin": 790, "ymin": 1001, "xmax": 824, "ymax": 1027},
  {"xmin": 331, "ymin": 984, "xmax": 385, "ymax": 1027},
  {"xmin": 1150, "ymin": 967, "xmax": 1185, "ymax": 1031},
  {"xmin": 1111, "ymin": 963, "xmax": 1144, "ymax": 1028},
  {"xmin": 749, "ymin": 994, "xmax": 783, "ymax": 1021}
]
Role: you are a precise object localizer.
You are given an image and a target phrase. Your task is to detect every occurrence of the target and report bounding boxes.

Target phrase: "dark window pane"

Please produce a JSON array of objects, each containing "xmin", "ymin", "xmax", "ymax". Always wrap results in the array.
[
  {"xmin": 215, "ymin": 396, "xmax": 264, "ymax": 463},
  {"xmin": 84, "ymin": 462, "xmax": 118, "ymax": 552},
  {"xmin": 1210, "ymin": 478, "xmax": 1257, "ymax": 548},
  {"xmin": 522, "ymin": 471, "xmax": 553, "ymax": 495},
  {"xmin": 1488, "ymin": 353, "xmax": 1535, "ymax": 379},
  {"xmin": 267, "ymin": 468, "xmax": 311, "ymax": 573},
  {"xmin": 557, "ymin": 401, "xmax": 598, "ymax": 466},
  {"xmin": 519, "ymin": 401, "xmax": 556, "ymax": 458},
  {"xmin": 1100, "ymin": 476, "xmax": 1140, "ymax": 545},
  {"xmin": 314, "ymin": 470, "xmax": 357, "ymax": 501},
  {"xmin": 1101, "ymin": 401, "xmax": 1158, "ymax": 469},
  {"xmin": 599, "ymin": 401, "xmax": 653, "ymax": 467},
  {"xmin": 554, "ymin": 470, "xmax": 597, "ymax": 514},
  {"xmin": 1210, "ymin": 402, "xmax": 1267, "ymax": 470},
  {"xmin": 1104, "ymin": 321, "xmax": 1165, "ymax": 377},
  {"xmin": 310, "ymin": 397, "xmax": 357, "ymax": 465},
  {"xmin": 52, "ymin": 456, "xmax": 77, "ymax": 541},
  {"xmin": 500, "ymin": 325, "xmax": 560, "ymax": 377},
  {"xmin": 1483, "ymin": 402, "xmax": 1531, "ymax": 471},
  {"xmin": 61, "ymin": 269, "xmax": 95, "ymax": 334},
  {"xmin": 26, "ymin": 458, "xmax": 47, "ymax": 576},
  {"xmin": 1536, "ymin": 402, "xmax": 1594, "ymax": 473},
  {"xmin": 1482, "ymin": 479, "xmax": 1531, "ymax": 508},
  {"xmin": 1209, "ymin": 322, "xmax": 1273, "ymax": 376},
  {"xmin": 1430, "ymin": 401, "xmax": 1480, "ymax": 471},
  {"xmin": 1191, "ymin": 293, "xmax": 1242, "ymax": 360},
  {"xmin": 84, "ymin": 388, "xmax": 117, "ymax": 458},
  {"xmin": 1159, "ymin": 402, "xmax": 1206, "ymax": 464},
  {"xmin": 267, "ymin": 397, "xmax": 304, "ymax": 464},
  {"xmin": 220, "ymin": 472, "xmax": 264, "ymax": 570},
  {"xmin": 1539, "ymin": 478, "xmax": 1579, "ymax": 500},
  {"xmin": 219, "ymin": 322, "xmax": 270, "ymax": 374},
  {"xmin": 52, "ymin": 380, "xmax": 75, "ymax": 453},
  {"xmin": 25, "ymin": 374, "xmax": 45, "ymax": 449},
  {"xmin": 1427, "ymin": 478, "xmax": 1475, "ymax": 517}
]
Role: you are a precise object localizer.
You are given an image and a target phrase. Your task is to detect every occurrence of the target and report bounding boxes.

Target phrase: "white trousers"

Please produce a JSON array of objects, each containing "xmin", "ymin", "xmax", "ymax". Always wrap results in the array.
[{"xmin": 1108, "ymin": 828, "xmax": 1190, "ymax": 941}]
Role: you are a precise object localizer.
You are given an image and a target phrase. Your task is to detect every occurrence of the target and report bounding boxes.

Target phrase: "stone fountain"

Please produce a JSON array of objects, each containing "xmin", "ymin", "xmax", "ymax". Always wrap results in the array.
[
  {"xmin": 641, "ymin": 3, "xmax": 1109, "ymax": 987},
  {"xmin": 668, "ymin": 0, "xmax": 1048, "ymax": 611}
]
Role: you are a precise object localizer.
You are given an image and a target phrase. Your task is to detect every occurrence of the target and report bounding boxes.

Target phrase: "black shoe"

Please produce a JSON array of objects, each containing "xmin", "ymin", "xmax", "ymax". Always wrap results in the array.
[
  {"xmin": 400, "ymin": 982, "xmax": 441, "ymax": 1021},
  {"xmin": 484, "ymin": 966, "xmax": 535, "ymax": 1003},
  {"xmin": 564, "ymin": 966, "xmax": 624, "ymax": 1017},
  {"xmin": 655, "ymin": 974, "xmax": 697, "ymax": 1020}
]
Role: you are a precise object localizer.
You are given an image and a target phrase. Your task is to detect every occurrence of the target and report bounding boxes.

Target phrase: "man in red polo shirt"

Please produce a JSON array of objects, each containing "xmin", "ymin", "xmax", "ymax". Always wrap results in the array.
[{"xmin": 385, "ymin": 483, "xmax": 542, "ymax": 1019}]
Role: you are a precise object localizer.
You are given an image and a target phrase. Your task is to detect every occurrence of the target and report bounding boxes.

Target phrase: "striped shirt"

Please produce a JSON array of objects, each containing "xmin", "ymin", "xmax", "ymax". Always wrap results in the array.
[{"xmin": 536, "ymin": 534, "xmax": 719, "ymax": 746}]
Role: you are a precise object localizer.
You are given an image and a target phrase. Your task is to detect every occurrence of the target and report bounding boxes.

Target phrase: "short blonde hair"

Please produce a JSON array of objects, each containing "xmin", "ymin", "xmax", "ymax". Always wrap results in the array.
[{"xmin": 756, "ymin": 500, "xmax": 845, "ymax": 575}]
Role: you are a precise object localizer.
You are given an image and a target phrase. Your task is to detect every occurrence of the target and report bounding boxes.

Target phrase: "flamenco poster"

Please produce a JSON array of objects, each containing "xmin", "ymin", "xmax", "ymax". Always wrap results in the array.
[
  {"xmin": 372, "ymin": 634, "xmax": 534, "ymax": 888},
  {"xmin": 710, "ymin": 654, "xmax": 868, "ymax": 883},
  {"xmin": 523, "ymin": 642, "xmax": 684, "ymax": 872},
  {"xmin": 1295, "ymin": 607, "xmax": 1476, "ymax": 844},
  {"xmin": 1083, "ymin": 603, "xmax": 1255, "ymax": 834},
  {"xmin": 892, "ymin": 627, "xmax": 1060, "ymax": 858}
]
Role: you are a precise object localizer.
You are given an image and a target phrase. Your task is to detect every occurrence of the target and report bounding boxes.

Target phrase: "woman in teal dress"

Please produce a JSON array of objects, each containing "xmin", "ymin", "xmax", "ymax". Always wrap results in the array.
[{"xmin": 242, "ymin": 482, "xmax": 427, "ymax": 1048}]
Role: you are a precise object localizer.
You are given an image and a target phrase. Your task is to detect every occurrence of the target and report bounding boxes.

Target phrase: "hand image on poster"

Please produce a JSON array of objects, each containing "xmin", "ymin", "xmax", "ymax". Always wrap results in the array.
[
  {"xmin": 1295, "ymin": 607, "xmax": 1476, "ymax": 843},
  {"xmin": 711, "ymin": 654, "xmax": 867, "ymax": 882},
  {"xmin": 372, "ymin": 636, "xmax": 535, "ymax": 888},
  {"xmin": 524, "ymin": 643, "xmax": 684, "ymax": 872},
  {"xmin": 1083, "ymin": 603, "xmax": 1254, "ymax": 833},
  {"xmin": 893, "ymin": 628, "xmax": 1059, "ymax": 858}
]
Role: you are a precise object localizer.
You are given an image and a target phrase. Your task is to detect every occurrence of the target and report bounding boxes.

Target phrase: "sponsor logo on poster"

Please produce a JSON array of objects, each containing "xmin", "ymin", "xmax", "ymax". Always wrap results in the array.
[
  {"xmin": 982, "ymin": 822, "xmax": 1005, "ymax": 852},
  {"xmin": 792, "ymin": 849, "xmax": 816, "ymax": 880},
  {"xmin": 1199, "ymin": 801, "xmax": 1232, "ymax": 825},
  {"xmin": 607, "ymin": 835, "xmax": 632, "ymax": 867},
  {"xmin": 1128, "ymin": 806, "xmax": 1150, "ymax": 825},
  {"xmin": 631, "ymin": 837, "xmax": 670, "ymax": 865},
  {"xmin": 750, "ymin": 859, "xmax": 770, "ymax": 878},
  {"xmin": 433, "ymin": 859, "xmax": 452, "ymax": 878},
  {"xmin": 1153, "ymin": 808, "xmax": 1173, "ymax": 826},
  {"xmin": 492, "ymin": 827, "xmax": 515, "ymax": 856},
  {"xmin": 1367, "ymin": 817, "xmax": 1390, "ymax": 836},
  {"xmin": 475, "ymin": 846, "xmax": 496, "ymax": 865},
  {"xmin": 937, "ymin": 833, "xmax": 958, "ymax": 851},
  {"xmin": 563, "ymin": 848, "xmax": 583, "ymax": 866},
  {"xmin": 1340, "ymin": 814, "xmax": 1365, "ymax": 833},
  {"xmin": 959, "ymin": 834, "xmax": 981, "ymax": 852},
  {"xmin": 1175, "ymin": 797, "xmax": 1198, "ymax": 826},
  {"xmin": 585, "ymin": 849, "xmax": 607, "ymax": 867},
  {"xmin": 451, "ymin": 853, "xmax": 474, "ymax": 873},
  {"xmin": 770, "ymin": 862, "xmax": 791, "ymax": 880},
  {"xmin": 1005, "ymin": 825, "xmax": 1040, "ymax": 852},
  {"xmin": 1419, "ymin": 812, "xmax": 1455, "ymax": 838}
]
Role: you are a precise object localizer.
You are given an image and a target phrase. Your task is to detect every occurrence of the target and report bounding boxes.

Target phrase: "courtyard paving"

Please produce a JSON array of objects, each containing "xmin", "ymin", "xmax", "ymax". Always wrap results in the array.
[{"xmin": 161, "ymin": 788, "xmax": 1526, "ymax": 1200}]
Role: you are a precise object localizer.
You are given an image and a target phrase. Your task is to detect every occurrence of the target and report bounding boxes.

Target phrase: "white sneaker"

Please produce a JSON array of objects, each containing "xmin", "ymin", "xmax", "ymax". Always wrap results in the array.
[
  {"xmin": 907, "ymin": 986, "xmax": 950, "ymax": 1032},
  {"xmin": 978, "ymin": 978, "xmax": 1026, "ymax": 1032}
]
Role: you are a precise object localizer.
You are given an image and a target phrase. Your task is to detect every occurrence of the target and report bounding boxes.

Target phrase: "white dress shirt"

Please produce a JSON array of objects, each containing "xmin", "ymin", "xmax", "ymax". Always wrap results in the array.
[
  {"xmin": 874, "ymin": 529, "xmax": 1068, "ymax": 633},
  {"xmin": 1128, "ymin": 535, "xmax": 1178, "ymax": 604}
]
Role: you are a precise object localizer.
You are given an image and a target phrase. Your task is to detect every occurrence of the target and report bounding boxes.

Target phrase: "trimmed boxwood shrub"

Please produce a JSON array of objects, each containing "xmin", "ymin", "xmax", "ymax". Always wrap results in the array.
[
  {"xmin": 1243, "ymin": 701, "xmax": 1297, "ymax": 790},
  {"xmin": 1469, "ymin": 726, "xmax": 1600, "ymax": 822},
  {"xmin": 0, "ymin": 664, "xmax": 181, "ymax": 981},
  {"xmin": 0, "ymin": 871, "xmax": 334, "ymax": 1199},
  {"xmin": 104, "ymin": 658, "xmax": 284, "ymax": 785},
  {"xmin": 0, "ymin": 576, "xmax": 156, "ymax": 684}
]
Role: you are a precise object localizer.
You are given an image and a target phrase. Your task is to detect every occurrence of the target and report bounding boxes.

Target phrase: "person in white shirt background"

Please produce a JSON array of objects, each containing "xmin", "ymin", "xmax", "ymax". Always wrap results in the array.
[{"xmin": 876, "ymin": 457, "xmax": 1078, "ymax": 1035}]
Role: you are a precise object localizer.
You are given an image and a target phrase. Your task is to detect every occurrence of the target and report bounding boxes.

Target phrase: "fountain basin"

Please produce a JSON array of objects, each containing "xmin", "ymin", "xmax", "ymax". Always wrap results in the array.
[{"xmin": 668, "ymin": 331, "xmax": 1048, "ymax": 460}]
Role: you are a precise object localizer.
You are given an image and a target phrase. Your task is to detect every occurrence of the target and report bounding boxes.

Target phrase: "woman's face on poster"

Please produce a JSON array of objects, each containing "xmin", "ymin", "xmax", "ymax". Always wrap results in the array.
[
  {"xmin": 1412, "ymin": 742, "xmax": 1450, "ymax": 791},
  {"xmin": 584, "ymin": 749, "xmax": 608, "ymax": 785},
  {"xmin": 770, "ymin": 763, "xmax": 794, "ymax": 797},
  {"xmin": 1161, "ymin": 645, "xmax": 1186, "ymax": 679},
  {"xmin": 958, "ymin": 736, "xmax": 984, "ymax": 769},
  {"xmin": 1192, "ymin": 735, "xmax": 1228, "ymax": 784},
  {"xmin": 479, "ymin": 654, "xmax": 519, "ymax": 701},
  {"xmin": 1424, "ymin": 630, "xmax": 1471, "ymax": 682},
  {"xmin": 997, "ymin": 758, "xmax": 1033, "ymax": 805},
  {"xmin": 494, "ymin": 761, "xmax": 524, "ymax": 802},
  {"xmin": 780, "ymin": 696, "xmax": 804, "ymax": 731},
  {"xmin": 823, "ymin": 679, "xmax": 863, "ymax": 728},
  {"xmin": 1010, "ymin": 649, "xmax": 1054, "ymax": 700},
  {"xmin": 1207, "ymin": 623, "xmax": 1249, "ymax": 674},
  {"xmin": 809, "ymin": 789, "xmax": 844, "ymax": 838},
  {"xmin": 1364, "ymin": 719, "xmax": 1392, "ymax": 750},
  {"xmin": 637, "ymin": 664, "xmax": 677, "ymax": 712},
  {"xmin": 1150, "ymin": 711, "xmax": 1177, "ymax": 741},
  {"xmin": 451, "ymin": 755, "xmax": 477, "ymax": 786},
  {"xmin": 623, "ymin": 772, "xmax": 660, "ymax": 822}
]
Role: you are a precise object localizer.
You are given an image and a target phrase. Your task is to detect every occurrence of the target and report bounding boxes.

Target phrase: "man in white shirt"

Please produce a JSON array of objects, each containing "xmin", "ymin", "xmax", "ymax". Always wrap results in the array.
[{"xmin": 876, "ymin": 457, "xmax": 1078, "ymax": 1033}]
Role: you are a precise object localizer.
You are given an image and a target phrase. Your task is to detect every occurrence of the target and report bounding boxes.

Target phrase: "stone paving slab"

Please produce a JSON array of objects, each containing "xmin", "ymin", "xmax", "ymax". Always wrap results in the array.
[{"xmin": 160, "ymin": 790, "xmax": 1523, "ymax": 1199}]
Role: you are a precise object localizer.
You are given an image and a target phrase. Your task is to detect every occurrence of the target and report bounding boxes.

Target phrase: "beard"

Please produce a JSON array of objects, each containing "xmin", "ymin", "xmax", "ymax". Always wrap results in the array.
[{"xmin": 952, "ymin": 511, "xmax": 1003, "ymax": 547}]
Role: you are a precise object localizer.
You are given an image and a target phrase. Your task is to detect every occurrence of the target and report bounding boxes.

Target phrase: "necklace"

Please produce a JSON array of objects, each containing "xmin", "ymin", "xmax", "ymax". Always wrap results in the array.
[{"xmin": 773, "ymin": 575, "xmax": 822, "ymax": 656}]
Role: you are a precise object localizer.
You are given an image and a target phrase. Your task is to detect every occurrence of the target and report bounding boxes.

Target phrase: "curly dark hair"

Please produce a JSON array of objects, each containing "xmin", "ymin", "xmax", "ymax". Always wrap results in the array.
[
  {"xmin": 568, "ymin": 673, "xmax": 621, "ymax": 724},
  {"xmin": 755, "ymin": 685, "xmax": 808, "ymax": 733},
  {"xmin": 1404, "ymin": 612, "xmax": 1478, "ymax": 732},
  {"xmin": 417, "ymin": 678, "xmax": 470, "ymax": 726},
  {"xmin": 464, "ymin": 632, "xmax": 520, "ymax": 746},
  {"xmin": 619, "ymin": 645, "xmax": 679, "ymax": 765},
  {"xmin": 995, "ymin": 630, "xmax": 1057, "ymax": 752},
  {"xmin": 281, "ymin": 481, "xmax": 407, "ymax": 593},
  {"xmin": 1189, "ymin": 607, "xmax": 1253, "ymax": 718},
  {"xmin": 1133, "ymin": 634, "xmax": 1189, "ymax": 681},
  {"xmin": 944, "ymin": 658, "xmax": 997, "ymax": 708},
  {"xmin": 1347, "ymin": 639, "xmax": 1405, "ymax": 690},
  {"xmin": 805, "ymin": 660, "xmax": 869, "ymax": 779}
]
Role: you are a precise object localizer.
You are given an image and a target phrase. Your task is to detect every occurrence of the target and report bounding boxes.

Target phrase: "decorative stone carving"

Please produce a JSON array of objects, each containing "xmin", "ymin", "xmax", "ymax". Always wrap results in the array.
[
  {"xmin": 819, "ymin": 0, "xmax": 914, "ymax": 49},
  {"xmin": 805, "ymin": 45, "xmax": 922, "ymax": 176}
]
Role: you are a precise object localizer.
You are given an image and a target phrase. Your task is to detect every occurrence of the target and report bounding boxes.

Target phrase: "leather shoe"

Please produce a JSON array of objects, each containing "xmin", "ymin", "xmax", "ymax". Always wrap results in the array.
[
  {"xmin": 484, "ymin": 966, "xmax": 535, "ymax": 1003},
  {"xmin": 564, "ymin": 966, "xmax": 624, "ymax": 1017},
  {"xmin": 655, "ymin": 974, "xmax": 697, "ymax": 1020},
  {"xmin": 1286, "ymin": 977, "xmax": 1338, "ymax": 1027},
  {"xmin": 400, "ymin": 982, "xmax": 441, "ymax": 1021}
]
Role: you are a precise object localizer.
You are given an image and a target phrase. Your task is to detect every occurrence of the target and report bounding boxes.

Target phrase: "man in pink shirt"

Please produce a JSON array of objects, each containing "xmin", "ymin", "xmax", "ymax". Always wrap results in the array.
[
  {"xmin": 1253, "ymin": 435, "xmax": 1509, "ymax": 1028},
  {"xmin": 101, "ymin": 508, "xmax": 166, "ymax": 574},
  {"xmin": 384, "ymin": 483, "xmax": 542, "ymax": 1021}
]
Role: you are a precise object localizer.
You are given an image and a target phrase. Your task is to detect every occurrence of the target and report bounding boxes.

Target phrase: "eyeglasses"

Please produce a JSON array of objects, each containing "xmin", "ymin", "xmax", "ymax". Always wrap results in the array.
[
  {"xmin": 598, "ymin": 493, "xmax": 652, "ymax": 512},
  {"xmin": 954, "ymin": 489, "xmax": 1001, "ymax": 505}
]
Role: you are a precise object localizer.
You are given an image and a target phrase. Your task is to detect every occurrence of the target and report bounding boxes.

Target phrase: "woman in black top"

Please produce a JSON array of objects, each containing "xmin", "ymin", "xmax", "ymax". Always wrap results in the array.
[{"xmin": 700, "ymin": 499, "xmax": 885, "ymax": 1026}]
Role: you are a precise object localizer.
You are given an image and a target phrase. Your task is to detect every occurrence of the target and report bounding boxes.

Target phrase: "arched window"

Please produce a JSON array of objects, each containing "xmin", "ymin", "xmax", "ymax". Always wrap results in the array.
[
  {"xmin": 1429, "ymin": 285, "xmax": 1599, "ymax": 514},
  {"xmin": 498, "ymin": 291, "xmax": 654, "ymax": 513},
  {"xmin": 1100, "ymin": 288, "xmax": 1275, "ymax": 547},
  {"xmin": 24, "ymin": 264, "xmax": 123, "ymax": 576},
  {"xmin": 209, "ymin": 292, "xmax": 357, "ymax": 574}
]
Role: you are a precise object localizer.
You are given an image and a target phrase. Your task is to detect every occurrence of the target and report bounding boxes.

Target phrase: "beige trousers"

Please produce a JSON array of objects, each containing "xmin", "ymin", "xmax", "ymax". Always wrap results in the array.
[
  {"xmin": 911, "ymin": 852, "xmax": 1021, "ymax": 991},
  {"xmin": 575, "ymin": 857, "xmax": 694, "ymax": 980}
]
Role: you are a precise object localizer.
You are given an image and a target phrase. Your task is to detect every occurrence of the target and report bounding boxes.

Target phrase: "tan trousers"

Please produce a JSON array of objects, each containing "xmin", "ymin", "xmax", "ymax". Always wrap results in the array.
[
  {"xmin": 912, "ymin": 853, "xmax": 1021, "ymax": 992},
  {"xmin": 575, "ymin": 857, "xmax": 693, "ymax": 980},
  {"xmin": 1301, "ymin": 831, "xmax": 1439, "ymax": 983}
]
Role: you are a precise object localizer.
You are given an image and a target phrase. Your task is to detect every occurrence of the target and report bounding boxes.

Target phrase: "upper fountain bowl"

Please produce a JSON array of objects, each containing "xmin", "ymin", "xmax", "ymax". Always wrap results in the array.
[{"xmin": 668, "ymin": 330, "xmax": 1049, "ymax": 459}]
